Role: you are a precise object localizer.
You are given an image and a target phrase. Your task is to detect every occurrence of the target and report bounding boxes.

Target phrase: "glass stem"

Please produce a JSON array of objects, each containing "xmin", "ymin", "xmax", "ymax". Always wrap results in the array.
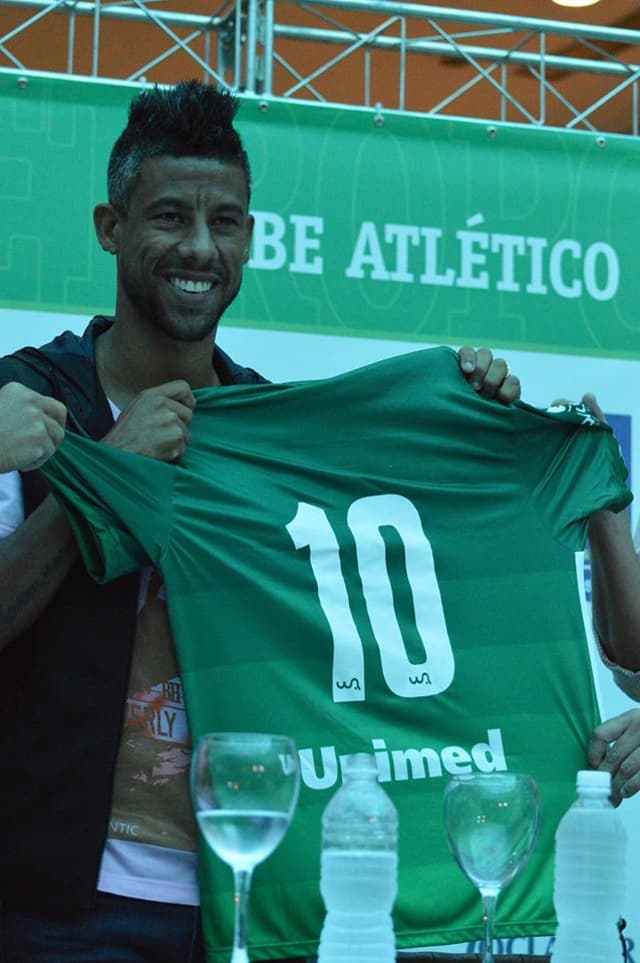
[
  {"xmin": 481, "ymin": 890, "xmax": 498, "ymax": 963},
  {"xmin": 231, "ymin": 868, "xmax": 254, "ymax": 963}
]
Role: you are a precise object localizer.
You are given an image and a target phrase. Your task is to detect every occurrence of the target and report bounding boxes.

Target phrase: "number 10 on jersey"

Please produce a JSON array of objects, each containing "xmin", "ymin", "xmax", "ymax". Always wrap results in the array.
[{"xmin": 286, "ymin": 493, "xmax": 455, "ymax": 703}]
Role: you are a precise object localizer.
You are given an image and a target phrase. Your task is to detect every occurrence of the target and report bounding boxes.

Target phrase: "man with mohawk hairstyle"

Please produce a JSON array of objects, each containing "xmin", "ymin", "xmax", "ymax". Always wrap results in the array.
[
  {"xmin": 0, "ymin": 80, "xmax": 266, "ymax": 963},
  {"xmin": 0, "ymin": 79, "xmax": 516, "ymax": 961}
]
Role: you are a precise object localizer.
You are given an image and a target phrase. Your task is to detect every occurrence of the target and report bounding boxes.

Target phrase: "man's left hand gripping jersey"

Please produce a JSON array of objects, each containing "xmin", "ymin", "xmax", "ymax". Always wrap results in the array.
[{"xmin": 42, "ymin": 346, "xmax": 631, "ymax": 960}]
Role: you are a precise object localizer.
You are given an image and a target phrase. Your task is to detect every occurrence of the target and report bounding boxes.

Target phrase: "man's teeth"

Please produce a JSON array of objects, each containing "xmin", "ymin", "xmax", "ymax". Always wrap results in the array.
[{"xmin": 170, "ymin": 277, "xmax": 213, "ymax": 294}]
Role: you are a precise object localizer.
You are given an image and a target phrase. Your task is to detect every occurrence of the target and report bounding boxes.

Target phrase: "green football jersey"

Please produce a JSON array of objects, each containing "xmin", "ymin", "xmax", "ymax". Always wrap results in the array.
[{"xmin": 42, "ymin": 346, "xmax": 631, "ymax": 960}]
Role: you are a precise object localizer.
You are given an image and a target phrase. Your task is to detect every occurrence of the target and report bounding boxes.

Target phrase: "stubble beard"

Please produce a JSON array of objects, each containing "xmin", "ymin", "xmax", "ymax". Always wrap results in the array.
[{"xmin": 120, "ymin": 270, "xmax": 242, "ymax": 344}]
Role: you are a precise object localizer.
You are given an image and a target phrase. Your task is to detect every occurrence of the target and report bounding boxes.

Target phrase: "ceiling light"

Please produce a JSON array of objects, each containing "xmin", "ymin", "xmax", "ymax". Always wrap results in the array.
[{"xmin": 552, "ymin": 0, "xmax": 601, "ymax": 7}]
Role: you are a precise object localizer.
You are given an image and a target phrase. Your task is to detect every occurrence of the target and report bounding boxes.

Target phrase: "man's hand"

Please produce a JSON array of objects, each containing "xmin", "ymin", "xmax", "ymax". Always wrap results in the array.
[
  {"xmin": 588, "ymin": 709, "xmax": 640, "ymax": 805},
  {"xmin": 457, "ymin": 346, "xmax": 521, "ymax": 405},
  {"xmin": 0, "ymin": 382, "xmax": 67, "ymax": 472},
  {"xmin": 102, "ymin": 380, "xmax": 196, "ymax": 462}
]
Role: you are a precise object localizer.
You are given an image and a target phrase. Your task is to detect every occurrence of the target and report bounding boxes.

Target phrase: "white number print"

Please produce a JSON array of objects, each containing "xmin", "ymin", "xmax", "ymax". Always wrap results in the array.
[{"xmin": 286, "ymin": 494, "xmax": 455, "ymax": 703}]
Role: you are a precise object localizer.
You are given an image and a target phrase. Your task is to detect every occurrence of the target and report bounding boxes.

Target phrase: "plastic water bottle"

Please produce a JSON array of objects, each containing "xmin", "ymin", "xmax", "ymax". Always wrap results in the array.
[
  {"xmin": 552, "ymin": 770, "xmax": 627, "ymax": 963},
  {"xmin": 317, "ymin": 753, "xmax": 398, "ymax": 963}
]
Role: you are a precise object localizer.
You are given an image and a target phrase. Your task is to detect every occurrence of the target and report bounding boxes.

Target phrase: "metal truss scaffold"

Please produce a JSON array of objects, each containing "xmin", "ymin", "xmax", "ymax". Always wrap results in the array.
[{"xmin": 2, "ymin": 0, "xmax": 640, "ymax": 133}]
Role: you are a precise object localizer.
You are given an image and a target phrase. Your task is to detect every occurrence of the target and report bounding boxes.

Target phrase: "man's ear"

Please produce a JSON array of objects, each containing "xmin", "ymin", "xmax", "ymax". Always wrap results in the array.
[
  {"xmin": 94, "ymin": 204, "xmax": 121, "ymax": 255},
  {"xmin": 243, "ymin": 213, "xmax": 255, "ymax": 263}
]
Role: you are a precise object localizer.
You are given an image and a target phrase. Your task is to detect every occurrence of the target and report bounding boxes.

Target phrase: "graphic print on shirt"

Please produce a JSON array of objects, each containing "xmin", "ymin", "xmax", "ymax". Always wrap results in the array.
[{"xmin": 108, "ymin": 567, "xmax": 197, "ymax": 851}]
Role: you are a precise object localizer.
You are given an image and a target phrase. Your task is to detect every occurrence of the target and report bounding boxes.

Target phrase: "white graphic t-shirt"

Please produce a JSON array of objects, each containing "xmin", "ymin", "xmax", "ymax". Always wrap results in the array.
[{"xmin": 98, "ymin": 565, "xmax": 199, "ymax": 905}]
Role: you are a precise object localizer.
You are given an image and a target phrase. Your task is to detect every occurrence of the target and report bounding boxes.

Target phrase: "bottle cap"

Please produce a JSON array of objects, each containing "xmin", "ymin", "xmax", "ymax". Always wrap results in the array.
[{"xmin": 576, "ymin": 769, "xmax": 611, "ymax": 792}]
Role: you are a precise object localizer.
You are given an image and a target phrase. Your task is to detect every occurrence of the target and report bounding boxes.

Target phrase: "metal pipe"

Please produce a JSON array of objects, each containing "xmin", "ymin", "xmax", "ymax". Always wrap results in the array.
[
  {"xmin": 233, "ymin": 0, "xmax": 242, "ymax": 91},
  {"xmin": 282, "ymin": 14, "xmax": 400, "ymax": 98},
  {"xmin": 66, "ymin": 6, "xmax": 75, "ymax": 72},
  {"xmin": 1, "ymin": 0, "xmax": 72, "ymax": 46},
  {"xmin": 528, "ymin": 67, "xmax": 597, "ymax": 131},
  {"xmin": 246, "ymin": 0, "xmax": 258, "ymax": 92},
  {"xmin": 124, "ymin": 0, "xmax": 224, "ymax": 81},
  {"xmin": 277, "ymin": 0, "xmax": 640, "ymax": 45},
  {"xmin": 398, "ymin": 14, "xmax": 406, "ymax": 111},
  {"xmin": 539, "ymin": 30, "xmax": 545, "ymax": 126},
  {"xmin": 364, "ymin": 45, "xmax": 370, "ymax": 107},
  {"xmin": 204, "ymin": 29, "xmax": 211, "ymax": 82},
  {"xmin": 0, "ymin": 43, "xmax": 24, "ymax": 67},
  {"xmin": 566, "ymin": 66, "xmax": 640, "ymax": 129},
  {"xmin": 0, "ymin": 0, "xmax": 225, "ymax": 30},
  {"xmin": 271, "ymin": 24, "xmax": 640, "ymax": 78},
  {"xmin": 263, "ymin": 0, "xmax": 275, "ymax": 96},
  {"xmin": 91, "ymin": 0, "xmax": 99, "ymax": 76},
  {"xmin": 126, "ymin": 27, "xmax": 206, "ymax": 83}
]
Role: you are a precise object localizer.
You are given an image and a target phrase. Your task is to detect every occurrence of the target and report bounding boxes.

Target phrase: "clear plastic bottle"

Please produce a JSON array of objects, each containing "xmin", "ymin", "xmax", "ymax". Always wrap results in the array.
[
  {"xmin": 317, "ymin": 753, "xmax": 398, "ymax": 963},
  {"xmin": 552, "ymin": 770, "xmax": 627, "ymax": 963}
]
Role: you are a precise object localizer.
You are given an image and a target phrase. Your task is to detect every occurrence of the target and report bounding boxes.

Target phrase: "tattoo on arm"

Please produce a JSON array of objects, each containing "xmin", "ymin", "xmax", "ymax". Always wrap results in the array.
[{"xmin": 0, "ymin": 529, "xmax": 76, "ymax": 630}]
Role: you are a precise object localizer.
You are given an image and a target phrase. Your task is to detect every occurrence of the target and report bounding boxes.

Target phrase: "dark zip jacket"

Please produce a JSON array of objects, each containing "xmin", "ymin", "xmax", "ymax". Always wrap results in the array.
[{"xmin": 0, "ymin": 316, "xmax": 266, "ymax": 907}]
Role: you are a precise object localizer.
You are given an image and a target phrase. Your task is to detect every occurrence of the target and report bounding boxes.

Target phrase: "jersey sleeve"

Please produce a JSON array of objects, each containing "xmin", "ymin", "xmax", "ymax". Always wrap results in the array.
[
  {"xmin": 41, "ymin": 432, "xmax": 175, "ymax": 582},
  {"xmin": 512, "ymin": 400, "xmax": 632, "ymax": 549}
]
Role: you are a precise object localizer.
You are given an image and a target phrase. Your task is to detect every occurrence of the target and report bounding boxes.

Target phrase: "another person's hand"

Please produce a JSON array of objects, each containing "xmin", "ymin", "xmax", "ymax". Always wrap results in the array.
[
  {"xmin": 582, "ymin": 392, "xmax": 606, "ymax": 423},
  {"xmin": 0, "ymin": 382, "xmax": 67, "ymax": 472},
  {"xmin": 550, "ymin": 393, "xmax": 607, "ymax": 422},
  {"xmin": 102, "ymin": 380, "xmax": 195, "ymax": 462},
  {"xmin": 457, "ymin": 346, "xmax": 521, "ymax": 404},
  {"xmin": 588, "ymin": 709, "xmax": 640, "ymax": 804}
]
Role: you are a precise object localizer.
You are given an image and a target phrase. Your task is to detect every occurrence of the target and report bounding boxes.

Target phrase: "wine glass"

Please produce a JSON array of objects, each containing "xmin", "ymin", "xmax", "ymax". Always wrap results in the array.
[
  {"xmin": 443, "ymin": 772, "xmax": 540, "ymax": 963},
  {"xmin": 191, "ymin": 732, "xmax": 300, "ymax": 963}
]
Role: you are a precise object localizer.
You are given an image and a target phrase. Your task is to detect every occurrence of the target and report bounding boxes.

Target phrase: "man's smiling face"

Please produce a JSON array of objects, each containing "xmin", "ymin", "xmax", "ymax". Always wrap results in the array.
[{"xmin": 112, "ymin": 154, "xmax": 253, "ymax": 343}]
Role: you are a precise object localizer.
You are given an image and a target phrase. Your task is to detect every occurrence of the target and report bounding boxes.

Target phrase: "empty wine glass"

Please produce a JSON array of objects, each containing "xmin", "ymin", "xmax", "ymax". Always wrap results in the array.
[
  {"xmin": 443, "ymin": 772, "xmax": 540, "ymax": 963},
  {"xmin": 191, "ymin": 732, "xmax": 300, "ymax": 963}
]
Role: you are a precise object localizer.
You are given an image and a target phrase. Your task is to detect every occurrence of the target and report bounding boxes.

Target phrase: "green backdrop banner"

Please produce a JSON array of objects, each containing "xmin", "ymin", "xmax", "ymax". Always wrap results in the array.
[{"xmin": 2, "ymin": 69, "xmax": 640, "ymax": 357}]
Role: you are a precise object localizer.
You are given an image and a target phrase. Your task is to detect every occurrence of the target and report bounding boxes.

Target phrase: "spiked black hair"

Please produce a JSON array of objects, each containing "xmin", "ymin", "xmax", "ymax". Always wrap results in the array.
[{"xmin": 107, "ymin": 80, "xmax": 251, "ymax": 212}]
